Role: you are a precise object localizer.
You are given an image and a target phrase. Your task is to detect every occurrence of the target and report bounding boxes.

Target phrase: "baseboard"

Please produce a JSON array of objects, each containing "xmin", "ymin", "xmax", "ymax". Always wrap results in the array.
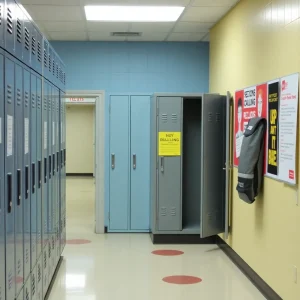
[
  {"xmin": 45, "ymin": 256, "xmax": 64, "ymax": 300},
  {"xmin": 216, "ymin": 236, "xmax": 282, "ymax": 300},
  {"xmin": 151, "ymin": 233, "xmax": 217, "ymax": 244},
  {"xmin": 66, "ymin": 173, "xmax": 93, "ymax": 177}
]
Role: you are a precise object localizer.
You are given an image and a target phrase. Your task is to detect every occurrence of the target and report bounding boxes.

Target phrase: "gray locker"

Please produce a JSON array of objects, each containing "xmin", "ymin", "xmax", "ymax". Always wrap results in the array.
[
  {"xmin": 0, "ymin": 51, "xmax": 5, "ymax": 300},
  {"xmin": 35, "ymin": 28, "xmax": 42, "ymax": 75},
  {"xmin": 150, "ymin": 93, "xmax": 230, "ymax": 240},
  {"xmin": 4, "ymin": 0, "xmax": 15, "ymax": 55},
  {"xmin": 23, "ymin": 67, "xmax": 31, "ymax": 284},
  {"xmin": 4, "ymin": 55, "xmax": 16, "ymax": 300},
  {"xmin": 30, "ymin": 72, "xmax": 37, "ymax": 269},
  {"xmin": 15, "ymin": 61, "xmax": 24, "ymax": 296},
  {"xmin": 14, "ymin": 3, "xmax": 23, "ymax": 61},
  {"xmin": 0, "ymin": 1, "xmax": 4, "ymax": 48},
  {"xmin": 22, "ymin": 11, "xmax": 31, "ymax": 67}
]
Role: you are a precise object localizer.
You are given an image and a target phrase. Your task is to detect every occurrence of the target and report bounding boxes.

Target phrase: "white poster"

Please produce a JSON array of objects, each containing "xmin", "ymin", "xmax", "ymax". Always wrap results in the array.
[
  {"xmin": 7, "ymin": 115, "xmax": 13, "ymax": 156},
  {"xmin": 24, "ymin": 118, "xmax": 29, "ymax": 154},
  {"xmin": 44, "ymin": 122, "xmax": 47, "ymax": 150},
  {"xmin": 278, "ymin": 73, "xmax": 299, "ymax": 184},
  {"xmin": 53, "ymin": 122, "xmax": 55, "ymax": 145}
]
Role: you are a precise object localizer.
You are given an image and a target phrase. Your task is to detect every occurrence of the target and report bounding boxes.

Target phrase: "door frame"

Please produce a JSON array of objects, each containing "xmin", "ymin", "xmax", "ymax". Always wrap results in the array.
[{"xmin": 66, "ymin": 90, "xmax": 105, "ymax": 234}]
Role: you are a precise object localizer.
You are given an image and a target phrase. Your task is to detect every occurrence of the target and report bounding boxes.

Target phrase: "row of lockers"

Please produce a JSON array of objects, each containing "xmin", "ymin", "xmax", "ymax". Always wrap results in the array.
[
  {"xmin": 0, "ymin": 0, "xmax": 66, "ymax": 90},
  {"xmin": 0, "ymin": 51, "xmax": 67, "ymax": 300}
]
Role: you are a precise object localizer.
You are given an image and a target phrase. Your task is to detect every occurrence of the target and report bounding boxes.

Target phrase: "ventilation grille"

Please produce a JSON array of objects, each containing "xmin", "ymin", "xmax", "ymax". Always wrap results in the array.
[
  {"xmin": 17, "ymin": 19, "xmax": 22, "ymax": 43},
  {"xmin": 52, "ymin": 59, "xmax": 55, "ymax": 75},
  {"xmin": 32, "ymin": 36, "xmax": 36, "ymax": 56},
  {"xmin": 25, "ymin": 91, "xmax": 29, "ymax": 107},
  {"xmin": 6, "ymin": 7, "xmax": 13, "ymax": 34},
  {"xmin": 49, "ymin": 54, "xmax": 51, "ymax": 73},
  {"xmin": 171, "ymin": 113, "xmax": 177, "ymax": 123},
  {"xmin": 216, "ymin": 112, "xmax": 221, "ymax": 122},
  {"xmin": 32, "ymin": 273, "xmax": 36, "ymax": 296},
  {"xmin": 111, "ymin": 31, "xmax": 141, "ymax": 37},
  {"xmin": 44, "ymin": 48, "xmax": 47, "ymax": 67},
  {"xmin": 6, "ymin": 84, "xmax": 12, "ymax": 104},
  {"xmin": 0, "ymin": 5, "xmax": 2, "ymax": 26},
  {"xmin": 38, "ymin": 264, "xmax": 41, "ymax": 282},
  {"xmin": 17, "ymin": 88, "xmax": 21, "ymax": 106},
  {"xmin": 56, "ymin": 63, "xmax": 59, "ymax": 78},
  {"xmin": 161, "ymin": 113, "xmax": 168, "ymax": 123},
  {"xmin": 26, "ymin": 287, "xmax": 29, "ymax": 300},
  {"xmin": 37, "ymin": 41, "xmax": 42, "ymax": 62},
  {"xmin": 31, "ymin": 93, "xmax": 35, "ymax": 108},
  {"xmin": 171, "ymin": 207, "xmax": 177, "ymax": 216},
  {"xmin": 25, "ymin": 27, "xmax": 30, "ymax": 50},
  {"xmin": 208, "ymin": 112, "xmax": 213, "ymax": 122},
  {"xmin": 44, "ymin": 252, "xmax": 47, "ymax": 268},
  {"xmin": 160, "ymin": 207, "xmax": 167, "ymax": 216}
]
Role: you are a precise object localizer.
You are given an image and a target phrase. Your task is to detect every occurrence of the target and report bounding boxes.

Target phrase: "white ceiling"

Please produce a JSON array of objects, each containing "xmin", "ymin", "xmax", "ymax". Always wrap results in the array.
[{"xmin": 20, "ymin": 0, "xmax": 240, "ymax": 41}]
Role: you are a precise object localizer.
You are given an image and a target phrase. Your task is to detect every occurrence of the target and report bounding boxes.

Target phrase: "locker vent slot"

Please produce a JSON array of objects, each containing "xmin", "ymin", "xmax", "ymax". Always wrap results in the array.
[
  {"xmin": 44, "ymin": 48, "xmax": 47, "ymax": 67},
  {"xmin": 171, "ymin": 114, "xmax": 178, "ymax": 123},
  {"xmin": 17, "ymin": 259, "xmax": 21, "ymax": 275},
  {"xmin": 32, "ymin": 36, "xmax": 36, "ymax": 56},
  {"xmin": 44, "ymin": 96, "xmax": 47, "ymax": 110},
  {"xmin": 17, "ymin": 89, "xmax": 21, "ymax": 106},
  {"xmin": 56, "ymin": 63, "xmax": 59, "ymax": 78},
  {"xmin": 17, "ymin": 19, "xmax": 22, "ymax": 43},
  {"xmin": 216, "ymin": 112, "xmax": 221, "ymax": 122},
  {"xmin": 37, "ymin": 41, "xmax": 42, "ymax": 62},
  {"xmin": 208, "ymin": 112, "xmax": 213, "ymax": 122},
  {"xmin": 25, "ymin": 91, "xmax": 29, "ymax": 107},
  {"xmin": 161, "ymin": 113, "xmax": 168, "ymax": 123},
  {"xmin": 170, "ymin": 207, "xmax": 176, "ymax": 216},
  {"xmin": 49, "ymin": 54, "xmax": 51, "ymax": 72},
  {"xmin": 32, "ymin": 274, "xmax": 36, "ymax": 295},
  {"xmin": 37, "ymin": 95, "xmax": 41, "ymax": 109},
  {"xmin": 24, "ymin": 27, "xmax": 30, "ymax": 50},
  {"xmin": 52, "ymin": 236, "xmax": 55, "ymax": 249},
  {"xmin": 38, "ymin": 264, "xmax": 41, "ymax": 282},
  {"xmin": 6, "ymin": 8, "xmax": 13, "ymax": 34},
  {"xmin": 6, "ymin": 84, "xmax": 12, "ymax": 104},
  {"xmin": 32, "ymin": 93, "xmax": 36, "ymax": 108},
  {"xmin": 26, "ymin": 249, "xmax": 29, "ymax": 264},
  {"xmin": 52, "ymin": 59, "xmax": 55, "ymax": 75},
  {"xmin": 0, "ymin": 5, "xmax": 2, "ymax": 26},
  {"xmin": 44, "ymin": 252, "xmax": 46, "ymax": 268},
  {"xmin": 160, "ymin": 207, "xmax": 167, "ymax": 216},
  {"xmin": 63, "ymin": 72, "xmax": 66, "ymax": 84},
  {"xmin": 26, "ymin": 288, "xmax": 29, "ymax": 300}
]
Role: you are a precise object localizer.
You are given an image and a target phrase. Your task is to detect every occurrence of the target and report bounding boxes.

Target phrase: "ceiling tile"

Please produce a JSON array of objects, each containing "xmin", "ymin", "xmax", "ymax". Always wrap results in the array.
[
  {"xmin": 81, "ymin": 0, "xmax": 189, "ymax": 5},
  {"xmin": 87, "ymin": 22, "xmax": 129, "ymax": 32},
  {"xmin": 130, "ymin": 22, "xmax": 174, "ymax": 32},
  {"xmin": 49, "ymin": 31, "xmax": 88, "ymax": 41},
  {"xmin": 127, "ymin": 32, "xmax": 167, "ymax": 41},
  {"xmin": 181, "ymin": 6, "xmax": 231, "ymax": 22},
  {"xmin": 174, "ymin": 21, "xmax": 213, "ymax": 33},
  {"xmin": 168, "ymin": 32, "xmax": 206, "ymax": 41},
  {"xmin": 88, "ymin": 32, "xmax": 126, "ymax": 41},
  {"xmin": 20, "ymin": 0, "xmax": 80, "ymax": 5},
  {"xmin": 192, "ymin": 0, "xmax": 239, "ymax": 6},
  {"xmin": 43, "ymin": 21, "xmax": 86, "ymax": 32},
  {"xmin": 24, "ymin": 5, "xmax": 83, "ymax": 21},
  {"xmin": 201, "ymin": 33, "xmax": 210, "ymax": 41}
]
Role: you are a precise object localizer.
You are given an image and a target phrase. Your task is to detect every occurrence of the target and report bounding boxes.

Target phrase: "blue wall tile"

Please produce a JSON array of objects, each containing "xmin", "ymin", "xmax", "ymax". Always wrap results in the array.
[{"xmin": 52, "ymin": 41, "xmax": 209, "ymax": 227}]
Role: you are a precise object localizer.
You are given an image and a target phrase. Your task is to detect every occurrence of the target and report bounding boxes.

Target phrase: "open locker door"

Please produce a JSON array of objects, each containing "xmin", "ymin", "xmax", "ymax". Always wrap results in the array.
[{"xmin": 200, "ymin": 93, "xmax": 231, "ymax": 238}]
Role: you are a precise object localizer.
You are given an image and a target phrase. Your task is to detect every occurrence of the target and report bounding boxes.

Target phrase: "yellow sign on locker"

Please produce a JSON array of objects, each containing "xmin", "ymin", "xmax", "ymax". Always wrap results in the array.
[{"xmin": 159, "ymin": 132, "xmax": 181, "ymax": 156}]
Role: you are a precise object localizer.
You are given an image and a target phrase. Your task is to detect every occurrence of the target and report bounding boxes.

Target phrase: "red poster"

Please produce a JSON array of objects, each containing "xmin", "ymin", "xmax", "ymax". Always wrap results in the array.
[{"xmin": 234, "ymin": 84, "xmax": 267, "ymax": 167}]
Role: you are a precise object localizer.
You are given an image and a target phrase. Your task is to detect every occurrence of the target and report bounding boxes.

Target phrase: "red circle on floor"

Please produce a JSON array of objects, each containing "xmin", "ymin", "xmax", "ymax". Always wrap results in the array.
[
  {"xmin": 66, "ymin": 239, "xmax": 91, "ymax": 245},
  {"xmin": 152, "ymin": 250, "xmax": 184, "ymax": 256},
  {"xmin": 163, "ymin": 275, "xmax": 202, "ymax": 285}
]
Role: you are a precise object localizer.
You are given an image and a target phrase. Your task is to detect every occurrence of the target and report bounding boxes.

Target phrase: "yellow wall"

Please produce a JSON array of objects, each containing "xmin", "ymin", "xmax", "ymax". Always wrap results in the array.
[
  {"xmin": 66, "ymin": 104, "xmax": 95, "ymax": 174},
  {"xmin": 210, "ymin": 0, "xmax": 300, "ymax": 299}
]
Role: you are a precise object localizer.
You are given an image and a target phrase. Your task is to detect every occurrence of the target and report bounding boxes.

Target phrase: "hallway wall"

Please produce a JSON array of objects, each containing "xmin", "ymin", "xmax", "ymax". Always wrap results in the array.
[{"xmin": 210, "ymin": 1, "xmax": 300, "ymax": 299}]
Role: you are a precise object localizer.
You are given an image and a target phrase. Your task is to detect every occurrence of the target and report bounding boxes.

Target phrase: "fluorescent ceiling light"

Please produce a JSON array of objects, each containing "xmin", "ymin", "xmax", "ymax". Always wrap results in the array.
[{"xmin": 85, "ymin": 6, "xmax": 185, "ymax": 22}]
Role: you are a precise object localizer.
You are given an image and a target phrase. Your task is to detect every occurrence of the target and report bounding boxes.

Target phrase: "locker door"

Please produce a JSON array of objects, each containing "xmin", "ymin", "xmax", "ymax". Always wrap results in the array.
[
  {"xmin": 130, "ymin": 96, "xmax": 151, "ymax": 231},
  {"xmin": 15, "ymin": 62, "xmax": 24, "ymax": 294},
  {"xmin": 14, "ymin": 4, "xmax": 23, "ymax": 61},
  {"xmin": 200, "ymin": 94, "xmax": 227, "ymax": 238},
  {"xmin": 30, "ymin": 72, "xmax": 37, "ymax": 269},
  {"xmin": 109, "ymin": 95, "xmax": 130, "ymax": 231},
  {"xmin": 4, "ymin": 0, "xmax": 15, "ymax": 55},
  {"xmin": 4, "ymin": 55, "xmax": 16, "ymax": 300},
  {"xmin": 23, "ymin": 67, "xmax": 31, "ymax": 283},
  {"xmin": 62, "ymin": 91, "xmax": 66, "ymax": 248},
  {"xmin": 36, "ymin": 76, "xmax": 42, "ymax": 259},
  {"xmin": 0, "ymin": 1, "xmax": 4, "ymax": 48},
  {"xmin": 0, "ymin": 52, "xmax": 5, "ymax": 300},
  {"xmin": 23, "ymin": 15, "xmax": 31, "ymax": 67},
  {"xmin": 157, "ymin": 97, "xmax": 182, "ymax": 231}
]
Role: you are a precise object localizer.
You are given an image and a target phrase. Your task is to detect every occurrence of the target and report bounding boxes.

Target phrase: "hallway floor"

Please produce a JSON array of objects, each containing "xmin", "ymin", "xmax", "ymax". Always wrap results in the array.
[{"xmin": 48, "ymin": 177, "xmax": 266, "ymax": 300}]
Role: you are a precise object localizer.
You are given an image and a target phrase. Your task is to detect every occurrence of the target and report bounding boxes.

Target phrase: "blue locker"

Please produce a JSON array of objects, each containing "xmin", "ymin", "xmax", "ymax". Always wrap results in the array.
[
  {"xmin": 30, "ymin": 25, "xmax": 37, "ymax": 72},
  {"xmin": 23, "ymin": 67, "xmax": 31, "ymax": 284},
  {"xmin": 35, "ymin": 28, "xmax": 42, "ymax": 76},
  {"xmin": 36, "ymin": 75, "xmax": 42, "ymax": 259},
  {"xmin": 43, "ymin": 39, "xmax": 49, "ymax": 81},
  {"xmin": 14, "ymin": 3, "xmax": 23, "ymax": 62},
  {"xmin": 0, "ymin": 51, "xmax": 5, "ymax": 300},
  {"xmin": 15, "ymin": 61, "xmax": 24, "ymax": 295},
  {"xmin": 4, "ymin": 55, "xmax": 16, "ymax": 300},
  {"xmin": 22, "ymin": 12, "xmax": 31, "ymax": 67},
  {"xmin": 0, "ymin": 1, "xmax": 4, "ymax": 48},
  {"xmin": 109, "ymin": 95, "xmax": 130, "ymax": 231},
  {"xmin": 4, "ymin": 0, "xmax": 15, "ymax": 55},
  {"xmin": 30, "ymin": 72, "xmax": 37, "ymax": 270},
  {"xmin": 130, "ymin": 96, "xmax": 151, "ymax": 231}
]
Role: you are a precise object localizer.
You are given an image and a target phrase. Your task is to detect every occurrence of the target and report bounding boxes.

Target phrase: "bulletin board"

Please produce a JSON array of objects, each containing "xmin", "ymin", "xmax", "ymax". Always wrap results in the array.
[{"xmin": 233, "ymin": 73, "xmax": 299, "ymax": 185}]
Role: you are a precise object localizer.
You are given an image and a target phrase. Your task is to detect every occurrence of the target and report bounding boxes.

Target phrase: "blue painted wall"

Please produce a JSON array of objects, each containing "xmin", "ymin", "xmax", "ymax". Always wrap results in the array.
[{"xmin": 52, "ymin": 41, "xmax": 210, "ymax": 226}]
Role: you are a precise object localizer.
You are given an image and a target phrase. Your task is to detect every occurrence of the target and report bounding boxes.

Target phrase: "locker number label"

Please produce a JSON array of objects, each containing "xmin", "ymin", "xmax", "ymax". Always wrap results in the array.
[{"xmin": 159, "ymin": 132, "xmax": 181, "ymax": 156}]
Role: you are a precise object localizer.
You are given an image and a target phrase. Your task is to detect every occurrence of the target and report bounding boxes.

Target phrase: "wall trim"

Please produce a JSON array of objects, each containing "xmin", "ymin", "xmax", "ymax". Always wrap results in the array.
[{"xmin": 216, "ymin": 236, "xmax": 282, "ymax": 300}]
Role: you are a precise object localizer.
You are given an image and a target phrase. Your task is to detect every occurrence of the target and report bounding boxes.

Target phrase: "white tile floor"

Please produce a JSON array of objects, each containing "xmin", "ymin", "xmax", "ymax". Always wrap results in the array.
[{"xmin": 48, "ymin": 177, "xmax": 266, "ymax": 300}]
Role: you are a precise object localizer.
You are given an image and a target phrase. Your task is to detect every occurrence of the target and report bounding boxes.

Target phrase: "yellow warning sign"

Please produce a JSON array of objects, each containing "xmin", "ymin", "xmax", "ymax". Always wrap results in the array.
[{"xmin": 159, "ymin": 132, "xmax": 181, "ymax": 156}]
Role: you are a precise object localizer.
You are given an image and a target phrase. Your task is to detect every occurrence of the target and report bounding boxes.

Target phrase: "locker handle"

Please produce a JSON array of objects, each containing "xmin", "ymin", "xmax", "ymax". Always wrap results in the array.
[
  {"xmin": 111, "ymin": 154, "xmax": 115, "ymax": 169},
  {"xmin": 53, "ymin": 154, "xmax": 55, "ymax": 176},
  {"xmin": 64, "ymin": 149, "xmax": 66, "ymax": 165},
  {"xmin": 61, "ymin": 150, "xmax": 63, "ymax": 169},
  {"xmin": 57, "ymin": 152, "xmax": 59, "ymax": 172},
  {"xmin": 133, "ymin": 154, "xmax": 137, "ymax": 170},
  {"xmin": 17, "ymin": 169, "xmax": 21, "ymax": 206},
  {"xmin": 44, "ymin": 158, "xmax": 47, "ymax": 184},
  {"xmin": 49, "ymin": 155, "xmax": 52, "ymax": 179},
  {"xmin": 25, "ymin": 166, "xmax": 29, "ymax": 199},
  {"xmin": 7, "ymin": 174, "xmax": 12, "ymax": 214},
  {"xmin": 32, "ymin": 163, "xmax": 36, "ymax": 194},
  {"xmin": 38, "ymin": 160, "xmax": 41, "ymax": 189},
  {"xmin": 160, "ymin": 157, "xmax": 164, "ymax": 173}
]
